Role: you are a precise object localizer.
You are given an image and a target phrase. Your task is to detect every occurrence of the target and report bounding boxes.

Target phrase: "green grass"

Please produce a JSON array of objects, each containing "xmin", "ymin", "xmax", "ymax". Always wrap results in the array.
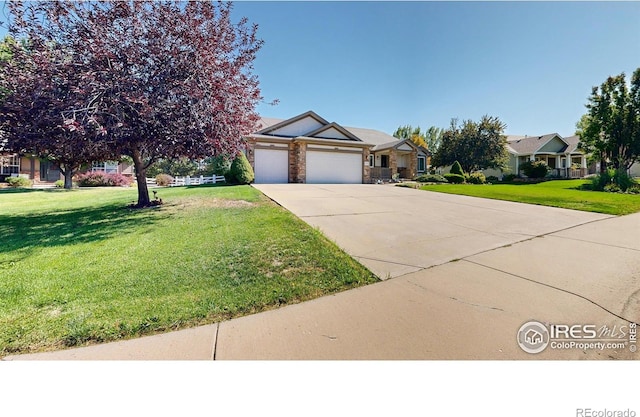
[
  {"xmin": 0, "ymin": 185, "xmax": 378, "ymax": 356},
  {"xmin": 418, "ymin": 179, "xmax": 640, "ymax": 215}
]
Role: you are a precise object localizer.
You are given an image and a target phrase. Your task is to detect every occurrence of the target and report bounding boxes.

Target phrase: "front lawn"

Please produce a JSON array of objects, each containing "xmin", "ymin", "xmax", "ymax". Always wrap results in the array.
[
  {"xmin": 0, "ymin": 185, "xmax": 378, "ymax": 356},
  {"xmin": 419, "ymin": 179, "xmax": 640, "ymax": 215}
]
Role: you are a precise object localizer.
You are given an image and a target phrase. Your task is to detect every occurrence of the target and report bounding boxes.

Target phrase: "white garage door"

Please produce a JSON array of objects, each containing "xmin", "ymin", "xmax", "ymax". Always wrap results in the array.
[
  {"xmin": 306, "ymin": 150, "xmax": 362, "ymax": 184},
  {"xmin": 254, "ymin": 148, "xmax": 289, "ymax": 184}
]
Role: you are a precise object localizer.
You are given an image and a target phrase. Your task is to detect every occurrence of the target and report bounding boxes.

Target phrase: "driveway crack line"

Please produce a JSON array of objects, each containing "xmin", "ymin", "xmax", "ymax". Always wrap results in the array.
[
  {"xmin": 463, "ymin": 259, "xmax": 638, "ymax": 325},
  {"xmin": 212, "ymin": 322, "xmax": 220, "ymax": 361},
  {"xmin": 403, "ymin": 279, "xmax": 506, "ymax": 312},
  {"xmin": 301, "ymin": 211, "xmax": 396, "ymax": 218},
  {"xmin": 355, "ymin": 255, "xmax": 426, "ymax": 270},
  {"xmin": 544, "ymin": 234, "xmax": 640, "ymax": 253}
]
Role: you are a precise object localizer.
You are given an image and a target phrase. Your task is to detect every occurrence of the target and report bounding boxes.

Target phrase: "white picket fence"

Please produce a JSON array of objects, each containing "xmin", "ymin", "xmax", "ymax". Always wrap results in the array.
[{"xmin": 146, "ymin": 175, "xmax": 225, "ymax": 187}]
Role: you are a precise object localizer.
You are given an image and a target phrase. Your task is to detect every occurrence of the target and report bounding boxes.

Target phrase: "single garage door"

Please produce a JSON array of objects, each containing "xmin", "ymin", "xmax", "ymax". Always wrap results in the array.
[
  {"xmin": 254, "ymin": 148, "xmax": 289, "ymax": 184},
  {"xmin": 306, "ymin": 150, "xmax": 362, "ymax": 184}
]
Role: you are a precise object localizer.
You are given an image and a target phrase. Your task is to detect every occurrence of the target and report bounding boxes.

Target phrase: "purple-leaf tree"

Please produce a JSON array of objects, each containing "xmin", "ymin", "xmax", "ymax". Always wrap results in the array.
[
  {"xmin": 2, "ymin": 1, "xmax": 264, "ymax": 205},
  {"xmin": 0, "ymin": 35, "xmax": 116, "ymax": 188}
]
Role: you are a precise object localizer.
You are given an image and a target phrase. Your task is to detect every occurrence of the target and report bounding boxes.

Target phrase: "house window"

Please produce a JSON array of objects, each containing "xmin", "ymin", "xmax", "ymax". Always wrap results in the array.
[
  {"xmin": 417, "ymin": 156, "xmax": 426, "ymax": 172},
  {"xmin": 369, "ymin": 154, "xmax": 374, "ymax": 167},
  {"xmin": 0, "ymin": 154, "xmax": 20, "ymax": 175},
  {"xmin": 92, "ymin": 161, "xmax": 118, "ymax": 174}
]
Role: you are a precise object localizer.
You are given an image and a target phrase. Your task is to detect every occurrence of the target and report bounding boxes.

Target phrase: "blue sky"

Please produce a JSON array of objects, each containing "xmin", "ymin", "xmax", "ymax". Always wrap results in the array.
[
  {"xmin": 1, "ymin": 2, "xmax": 638, "ymax": 137},
  {"xmin": 232, "ymin": 1, "xmax": 640, "ymax": 137}
]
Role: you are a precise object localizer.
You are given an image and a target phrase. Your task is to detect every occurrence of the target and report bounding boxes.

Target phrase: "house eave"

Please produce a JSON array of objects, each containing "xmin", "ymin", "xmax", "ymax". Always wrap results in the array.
[
  {"xmin": 293, "ymin": 136, "xmax": 372, "ymax": 148},
  {"xmin": 247, "ymin": 134, "xmax": 293, "ymax": 143}
]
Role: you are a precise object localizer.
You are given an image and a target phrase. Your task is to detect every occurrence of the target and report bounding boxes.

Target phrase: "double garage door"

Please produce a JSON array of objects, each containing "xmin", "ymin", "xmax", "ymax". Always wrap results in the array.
[{"xmin": 254, "ymin": 146, "xmax": 363, "ymax": 184}]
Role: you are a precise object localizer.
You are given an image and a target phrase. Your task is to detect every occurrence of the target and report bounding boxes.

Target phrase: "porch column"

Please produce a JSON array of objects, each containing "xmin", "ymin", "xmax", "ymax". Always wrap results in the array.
[
  {"xmin": 390, "ymin": 149, "xmax": 398, "ymax": 177},
  {"xmin": 363, "ymin": 148, "xmax": 371, "ymax": 184},
  {"xmin": 408, "ymin": 150, "xmax": 417, "ymax": 179}
]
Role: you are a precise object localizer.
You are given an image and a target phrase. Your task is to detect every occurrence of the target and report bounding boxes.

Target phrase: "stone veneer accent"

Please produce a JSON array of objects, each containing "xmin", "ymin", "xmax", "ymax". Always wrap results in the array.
[
  {"xmin": 289, "ymin": 142, "xmax": 306, "ymax": 183},
  {"xmin": 245, "ymin": 140, "xmax": 256, "ymax": 171},
  {"xmin": 363, "ymin": 148, "xmax": 371, "ymax": 184},
  {"xmin": 408, "ymin": 150, "xmax": 417, "ymax": 179},
  {"xmin": 389, "ymin": 149, "xmax": 398, "ymax": 177}
]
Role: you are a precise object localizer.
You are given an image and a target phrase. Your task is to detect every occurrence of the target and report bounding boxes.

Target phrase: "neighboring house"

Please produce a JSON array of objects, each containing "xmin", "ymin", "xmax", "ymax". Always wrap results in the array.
[
  {"xmin": 0, "ymin": 152, "xmax": 133, "ymax": 184},
  {"xmin": 503, "ymin": 134, "xmax": 588, "ymax": 178},
  {"xmin": 247, "ymin": 110, "xmax": 430, "ymax": 184},
  {"xmin": 0, "ymin": 153, "xmax": 63, "ymax": 183},
  {"xmin": 90, "ymin": 160, "xmax": 134, "ymax": 176},
  {"xmin": 440, "ymin": 133, "xmax": 589, "ymax": 179}
]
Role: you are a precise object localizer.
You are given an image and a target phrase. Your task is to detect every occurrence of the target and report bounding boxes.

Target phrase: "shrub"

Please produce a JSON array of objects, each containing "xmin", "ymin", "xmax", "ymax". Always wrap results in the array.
[
  {"xmin": 5, "ymin": 176, "xmax": 32, "ymax": 188},
  {"xmin": 603, "ymin": 182, "xmax": 621, "ymax": 193},
  {"xmin": 467, "ymin": 172, "xmax": 486, "ymax": 184},
  {"xmin": 414, "ymin": 174, "xmax": 448, "ymax": 183},
  {"xmin": 502, "ymin": 173, "xmax": 518, "ymax": 182},
  {"xmin": 76, "ymin": 172, "xmax": 132, "ymax": 187},
  {"xmin": 520, "ymin": 160, "xmax": 549, "ymax": 178},
  {"xmin": 155, "ymin": 173, "xmax": 174, "ymax": 186},
  {"xmin": 54, "ymin": 180, "xmax": 64, "ymax": 188},
  {"xmin": 444, "ymin": 173, "xmax": 465, "ymax": 184},
  {"xmin": 486, "ymin": 175, "xmax": 499, "ymax": 183},
  {"xmin": 626, "ymin": 183, "xmax": 640, "ymax": 194},
  {"xmin": 591, "ymin": 168, "xmax": 636, "ymax": 192},
  {"xmin": 225, "ymin": 152, "xmax": 254, "ymax": 184},
  {"xmin": 450, "ymin": 161, "xmax": 464, "ymax": 176}
]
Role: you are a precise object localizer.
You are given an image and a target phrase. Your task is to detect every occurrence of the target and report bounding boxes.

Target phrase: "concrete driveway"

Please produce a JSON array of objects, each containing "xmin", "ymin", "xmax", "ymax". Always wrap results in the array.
[
  {"xmin": 252, "ymin": 184, "xmax": 611, "ymax": 279},
  {"xmin": 220, "ymin": 183, "xmax": 638, "ymax": 359}
]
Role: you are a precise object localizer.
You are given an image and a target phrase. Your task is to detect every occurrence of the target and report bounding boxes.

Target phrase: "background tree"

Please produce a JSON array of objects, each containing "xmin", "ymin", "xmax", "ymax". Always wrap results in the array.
[
  {"xmin": 425, "ymin": 126, "xmax": 443, "ymax": 153},
  {"xmin": 146, "ymin": 157, "xmax": 200, "ymax": 178},
  {"xmin": 393, "ymin": 124, "xmax": 443, "ymax": 152},
  {"xmin": 3, "ymin": 1, "xmax": 265, "ymax": 205},
  {"xmin": 578, "ymin": 68, "xmax": 640, "ymax": 173},
  {"xmin": 432, "ymin": 115, "xmax": 508, "ymax": 173},
  {"xmin": 393, "ymin": 125, "xmax": 427, "ymax": 148}
]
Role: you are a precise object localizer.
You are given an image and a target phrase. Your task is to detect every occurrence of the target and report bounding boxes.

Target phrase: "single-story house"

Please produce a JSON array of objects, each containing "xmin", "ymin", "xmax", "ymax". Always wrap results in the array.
[
  {"xmin": 246, "ymin": 111, "xmax": 430, "ymax": 184},
  {"xmin": 505, "ymin": 133, "xmax": 589, "ymax": 178},
  {"xmin": 0, "ymin": 152, "xmax": 133, "ymax": 184},
  {"xmin": 440, "ymin": 133, "xmax": 591, "ymax": 179}
]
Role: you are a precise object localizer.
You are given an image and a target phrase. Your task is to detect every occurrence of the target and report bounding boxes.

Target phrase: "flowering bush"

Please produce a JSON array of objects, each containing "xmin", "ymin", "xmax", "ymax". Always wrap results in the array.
[{"xmin": 76, "ymin": 172, "xmax": 132, "ymax": 187}]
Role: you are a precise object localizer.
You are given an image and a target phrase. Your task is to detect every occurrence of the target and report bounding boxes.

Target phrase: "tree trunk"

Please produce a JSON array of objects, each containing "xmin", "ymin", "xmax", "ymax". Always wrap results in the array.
[
  {"xmin": 59, "ymin": 164, "xmax": 75, "ymax": 189},
  {"xmin": 63, "ymin": 169, "xmax": 74, "ymax": 189},
  {"xmin": 132, "ymin": 149, "xmax": 151, "ymax": 207}
]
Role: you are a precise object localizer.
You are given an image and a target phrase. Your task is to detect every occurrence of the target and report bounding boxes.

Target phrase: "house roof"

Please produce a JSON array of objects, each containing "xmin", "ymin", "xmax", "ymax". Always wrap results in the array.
[
  {"xmin": 371, "ymin": 137, "xmax": 424, "ymax": 154},
  {"xmin": 253, "ymin": 112, "xmax": 399, "ymax": 147},
  {"xmin": 563, "ymin": 135, "xmax": 581, "ymax": 154},
  {"xmin": 506, "ymin": 133, "xmax": 569, "ymax": 155}
]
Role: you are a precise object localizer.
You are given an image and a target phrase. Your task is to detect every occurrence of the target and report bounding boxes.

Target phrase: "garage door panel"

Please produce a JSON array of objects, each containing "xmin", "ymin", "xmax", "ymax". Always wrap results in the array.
[
  {"xmin": 306, "ymin": 150, "xmax": 362, "ymax": 184},
  {"xmin": 255, "ymin": 148, "xmax": 288, "ymax": 184}
]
